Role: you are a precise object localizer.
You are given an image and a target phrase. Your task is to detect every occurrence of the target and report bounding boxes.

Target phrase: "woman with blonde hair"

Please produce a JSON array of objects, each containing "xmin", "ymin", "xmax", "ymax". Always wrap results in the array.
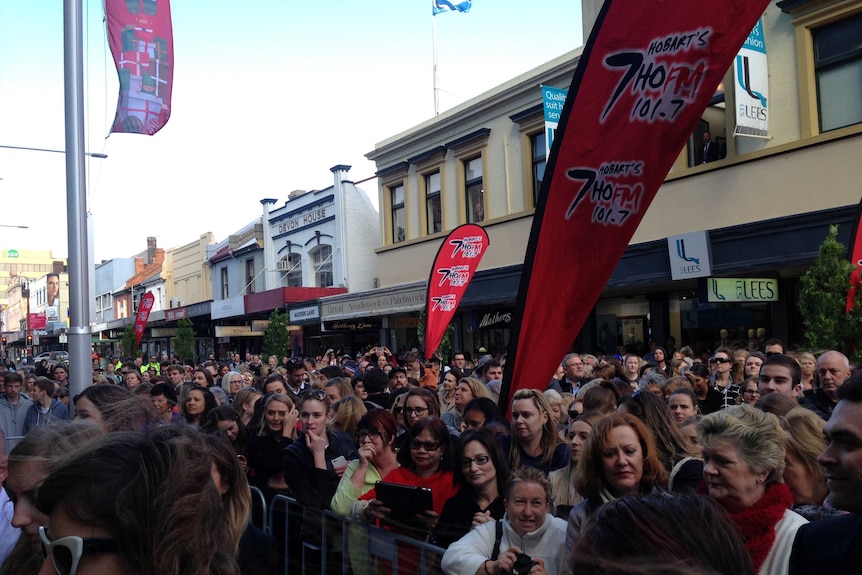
[
  {"xmin": 543, "ymin": 389, "xmax": 567, "ymax": 439},
  {"xmin": 4, "ymin": 421, "xmax": 103, "ymax": 575},
  {"xmin": 509, "ymin": 388, "xmax": 568, "ymax": 475},
  {"xmin": 231, "ymin": 388, "xmax": 261, "ymax": 428},
  {"xmin": 323, "ymin": 376, "xmax": 354, "ymax": 404},
  {"xmin": 246, "ymin": 394, "xmax": 298, "ymax": 496},
  {"xmin": 697, "ymin": 405, "xmax": 807, "ymax": 574},
  {"xmin": 441, "ymin": 377, "xmax": 490, "ymax": 434},
  {"xmin": 780, "ymin": 407, "xmax": 838, "ymax": 521},
  {"xmin": 330, "ymin": 395, "xmax": 367, "ymax": 440},
  {"xmin": 549, "ymin": 411, "xmax": 603, "ymax": 518},
  {"xmin": 797, "ymin": 352, "xmax": 817, "ymax": 394}
]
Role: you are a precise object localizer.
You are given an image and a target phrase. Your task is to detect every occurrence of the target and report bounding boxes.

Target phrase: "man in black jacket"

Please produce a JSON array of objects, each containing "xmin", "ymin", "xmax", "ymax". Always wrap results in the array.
[
  {"xmin": 800, "ymin": 350, "xmax": 851, "ymax": 421},
  {"xmin": 790, "ymin": 372, "xmax": 862, "ymax": 574}
]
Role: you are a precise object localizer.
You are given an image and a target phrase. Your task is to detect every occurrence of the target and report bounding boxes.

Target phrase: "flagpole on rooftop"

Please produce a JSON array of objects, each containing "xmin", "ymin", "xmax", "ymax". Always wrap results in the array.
[
  {"xmin": 63, "ymin": 0, "xmax": 92, "ymax": 402},
  {"xmin": 433, "ymin": 12, "xmax": 440, "ymax": 116}
]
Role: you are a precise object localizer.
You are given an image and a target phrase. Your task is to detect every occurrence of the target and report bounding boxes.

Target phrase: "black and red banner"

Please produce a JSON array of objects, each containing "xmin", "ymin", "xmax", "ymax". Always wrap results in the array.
[
  {"xmin": 106, "ymin": 0, "xmax": 174, "ymax": 135},
  {"xmin": 500, "ymin": 0, "xmax": 771, "ymax": 412},
  {"xmin": 425, "ymin": 224, "xmax": 490, "ymax": 357}
]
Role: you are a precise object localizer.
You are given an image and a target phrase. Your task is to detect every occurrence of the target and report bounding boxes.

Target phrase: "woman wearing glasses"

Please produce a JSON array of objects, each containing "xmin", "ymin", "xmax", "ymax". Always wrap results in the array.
[
  {"xmin": 4, "ymin": 422, "xmax": 102, "ymax": 575},
  {"xmin": 332, "ymin": 409, "xmax": 401, "ymax": 516},
  {"xmin": 357, "ymin": 416, "xmax": 458, "ymax": 540},
  {"xmin": 434, "ymin": 428, "xmax": 509, "ymax": 547},
  {"xmin": 282, "ymin": 390, "xmax": 357, "ymax": 511},
  {"xmin": 740, "ymin": 377, "xmax": 761, "ymax": 405},
  {"xmin": 34, "ymin": 429, "xmax": 240, "ymax": 575},
  {"xmin": 710, "ymin": 347, "xmax": 741, "ymax": 407},
  {"xmin": 220, "ymin": 371, "xmax": 245, "ymax": 404},
  {"xmin": 331, "ymin": 409, "xmax": 401, "ymax": 575}
]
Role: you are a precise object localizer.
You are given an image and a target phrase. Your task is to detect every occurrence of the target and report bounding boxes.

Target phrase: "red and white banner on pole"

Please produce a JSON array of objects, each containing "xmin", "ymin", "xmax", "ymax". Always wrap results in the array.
[
  {"xmin": 500, "ymin": 0, "xmax": 771, "ymax": 413},
  {"xmin": 846, "ymin": 199, "xmax": 862, "ymax": 312},
  {"xmin": 425, "ymin": 224, "xmax": 490, "ymax": 357},
  {"xmin": 134, "ymin": 292, "xmax": 156, "ymax": 346},
  {"xmin": 105, "ymin": 0, "xmax": 174, "ymax": 135}
]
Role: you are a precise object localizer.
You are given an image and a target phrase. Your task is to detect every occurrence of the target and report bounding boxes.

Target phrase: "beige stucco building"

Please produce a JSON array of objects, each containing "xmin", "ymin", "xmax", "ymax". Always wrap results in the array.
[{"xmin": 354, "ymin": 0, "xmax": 862, "ymax": 357}]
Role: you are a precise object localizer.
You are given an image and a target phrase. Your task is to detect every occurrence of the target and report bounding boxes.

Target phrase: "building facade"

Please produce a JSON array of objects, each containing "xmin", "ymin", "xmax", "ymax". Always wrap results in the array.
[{"xmin": 360, "ymin": 0, "xmax": 862, "ymax": 358}]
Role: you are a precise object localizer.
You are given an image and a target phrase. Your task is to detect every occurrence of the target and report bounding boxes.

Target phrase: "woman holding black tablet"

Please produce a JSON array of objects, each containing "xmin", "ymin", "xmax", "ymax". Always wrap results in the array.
[{"xmin": 357, "ymin": 416, "xmax": 458, "ymax": 539}]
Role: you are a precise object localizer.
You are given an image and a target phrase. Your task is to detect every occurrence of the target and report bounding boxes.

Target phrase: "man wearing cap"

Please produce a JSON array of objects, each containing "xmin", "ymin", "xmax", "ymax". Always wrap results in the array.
[{"xmin": 388, "ymin": 367, "xmax": 410, "ymax": 390}]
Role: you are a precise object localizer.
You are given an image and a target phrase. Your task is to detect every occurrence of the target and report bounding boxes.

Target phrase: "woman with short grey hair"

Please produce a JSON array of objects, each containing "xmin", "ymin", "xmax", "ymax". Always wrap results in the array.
[{"xmin": 698, "ymin": 405, "xmax": 807, "ymax": 575}]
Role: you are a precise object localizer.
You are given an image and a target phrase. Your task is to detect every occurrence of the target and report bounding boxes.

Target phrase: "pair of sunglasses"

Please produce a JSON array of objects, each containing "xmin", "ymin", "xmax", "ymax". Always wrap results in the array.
[{"xmin": 40, "ymin": 525, "xmax": 117, "ymax": 575}]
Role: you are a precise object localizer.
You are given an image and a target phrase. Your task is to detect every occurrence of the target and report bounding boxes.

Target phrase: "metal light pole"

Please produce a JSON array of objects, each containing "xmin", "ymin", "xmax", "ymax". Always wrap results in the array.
[{"xmin": 63, "ymin": 0, "xmax": 91, "ymax": 399}]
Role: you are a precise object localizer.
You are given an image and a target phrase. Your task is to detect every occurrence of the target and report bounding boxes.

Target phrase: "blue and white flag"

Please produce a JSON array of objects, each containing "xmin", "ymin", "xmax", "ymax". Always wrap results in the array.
[{"xmin": 433, "ymin": 0, "xmax": 472, "ymax": 15}]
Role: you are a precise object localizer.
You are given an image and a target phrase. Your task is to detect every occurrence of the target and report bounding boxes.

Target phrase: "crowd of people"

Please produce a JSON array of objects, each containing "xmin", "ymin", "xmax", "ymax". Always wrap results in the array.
[{"xmin": 0, "ymin": 339, "xmax": 860, "ymax": 575}]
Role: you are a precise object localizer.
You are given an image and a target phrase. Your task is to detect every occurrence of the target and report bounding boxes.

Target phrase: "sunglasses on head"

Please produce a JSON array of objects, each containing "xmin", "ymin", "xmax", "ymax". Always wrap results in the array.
[
  {"xmin": 40, "ymin": 525, "xmax": 118, "ymax": 575},
  {"xmin": 309, "ymin": 389, "xmax": 327, "ymax": 401}
]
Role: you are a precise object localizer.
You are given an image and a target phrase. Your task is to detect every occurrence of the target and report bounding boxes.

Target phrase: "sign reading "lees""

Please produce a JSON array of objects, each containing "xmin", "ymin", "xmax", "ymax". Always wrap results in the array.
[{"xmin": 707, "ymin": 278, "xmax": 778, "ymax": 303}]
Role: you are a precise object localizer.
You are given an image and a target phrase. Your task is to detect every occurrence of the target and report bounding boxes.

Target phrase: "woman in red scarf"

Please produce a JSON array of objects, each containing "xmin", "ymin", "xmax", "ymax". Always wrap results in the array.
[{"xmin": 698, "ymin": 405, "xmax": 808, "ymax": 574}]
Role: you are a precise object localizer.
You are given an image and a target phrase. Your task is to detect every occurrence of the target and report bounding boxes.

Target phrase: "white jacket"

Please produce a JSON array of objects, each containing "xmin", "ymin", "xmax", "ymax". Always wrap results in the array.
[
  {"xmin": 442, "ymin": 513, "xmax": 568, "ymax": 575},
  {"xmin": 759, "ymin": 508, "xmax": 807, "ymax": 575}
]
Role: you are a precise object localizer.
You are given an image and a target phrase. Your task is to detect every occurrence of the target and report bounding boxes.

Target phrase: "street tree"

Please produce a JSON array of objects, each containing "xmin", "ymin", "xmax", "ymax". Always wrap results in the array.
[
  {"xmin": 263, "ymin": 309, "xmax": 292, "ymax": 361},
  {"xmin": 798, "ymin": 224, "xmax": 862, "ymax": 364}
]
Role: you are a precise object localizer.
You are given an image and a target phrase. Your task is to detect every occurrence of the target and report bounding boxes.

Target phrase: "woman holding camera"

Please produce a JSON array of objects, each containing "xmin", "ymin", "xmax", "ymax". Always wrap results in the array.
[{"xmin": 442, "ymin": 466, "xmax": 567, "ymax": 575}]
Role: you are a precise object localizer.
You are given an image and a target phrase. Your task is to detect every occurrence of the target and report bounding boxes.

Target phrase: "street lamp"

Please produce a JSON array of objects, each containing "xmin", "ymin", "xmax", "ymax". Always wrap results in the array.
[{"xmin": 0, "ymin": 144, "xmax": 107, "ymax": 159}]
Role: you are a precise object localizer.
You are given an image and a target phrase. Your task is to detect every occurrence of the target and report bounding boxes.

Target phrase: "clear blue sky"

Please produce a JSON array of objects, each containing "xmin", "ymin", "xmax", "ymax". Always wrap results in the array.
[{"xmin": 0, "ymin": 0, "xmax": 582, "ymax": 261}]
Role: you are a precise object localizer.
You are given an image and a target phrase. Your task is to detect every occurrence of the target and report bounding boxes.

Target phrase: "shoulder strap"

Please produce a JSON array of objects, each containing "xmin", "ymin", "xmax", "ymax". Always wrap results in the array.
[{"xmin": 491, "ymin": 520, "xmax": 503, "ymax": 560}]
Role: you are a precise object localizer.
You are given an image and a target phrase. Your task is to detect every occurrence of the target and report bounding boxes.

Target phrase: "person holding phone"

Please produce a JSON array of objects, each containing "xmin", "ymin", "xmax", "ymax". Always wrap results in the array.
[{"xmin": 282, "ymin": 389, "xmax": 356, "ymax": 511}]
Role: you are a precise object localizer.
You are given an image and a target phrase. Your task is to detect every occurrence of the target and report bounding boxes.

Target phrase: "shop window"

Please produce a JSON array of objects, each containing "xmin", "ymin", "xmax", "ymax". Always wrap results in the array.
[
  {"xmin": 425, "ymin": 171, "xmax": 442, "ymax": 234},
  {"xmin": 311, "ymin": 244, "xmax": 333, "ymax": 287},
  {"xmin": 465, "ymin": 156, "xmax": 484, "ymax": 223},
  {"xmin": 530, "ymin": 132, "xmax": 546, "ymax": 207},
  {"xmin": 814, "ymin": 12, "xmax": 862, "ymax": 132},
  {"xmin": 390, "ymin": 184, "xmax": 405, "ymax": 243}
]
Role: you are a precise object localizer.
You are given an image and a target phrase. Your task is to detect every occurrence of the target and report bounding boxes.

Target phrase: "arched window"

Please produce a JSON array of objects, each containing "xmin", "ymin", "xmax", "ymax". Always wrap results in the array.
[
  {"xmin": 310, "ymin": 245, "xmax": 333, "ymax": 287},
  {"xmin": 280, "ymin": 253, "xmax": 302, "ymax": 287}
]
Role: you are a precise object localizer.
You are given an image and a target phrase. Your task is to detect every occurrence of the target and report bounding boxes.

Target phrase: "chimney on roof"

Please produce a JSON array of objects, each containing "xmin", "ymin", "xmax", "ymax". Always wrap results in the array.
[{"xmin": 147, "ymin": 237, "xmax": 157, "ymax": 264}]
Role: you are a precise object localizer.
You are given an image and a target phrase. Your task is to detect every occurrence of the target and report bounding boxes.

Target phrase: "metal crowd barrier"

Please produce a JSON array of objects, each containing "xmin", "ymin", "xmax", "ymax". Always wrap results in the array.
[
  {"xmin": 266, "ymin": 493, "xmax": 446, "ymax": 575},
  {"xmin": 248, "ymin": 486, "xmax": 269, "ymax": 534}
]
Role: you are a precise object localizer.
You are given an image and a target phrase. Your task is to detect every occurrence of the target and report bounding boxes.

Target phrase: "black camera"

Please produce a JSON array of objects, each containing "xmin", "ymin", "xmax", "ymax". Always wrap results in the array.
[{"xmin": 511, "ymin": 552, "xmax": 538, "ymax": 575}]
